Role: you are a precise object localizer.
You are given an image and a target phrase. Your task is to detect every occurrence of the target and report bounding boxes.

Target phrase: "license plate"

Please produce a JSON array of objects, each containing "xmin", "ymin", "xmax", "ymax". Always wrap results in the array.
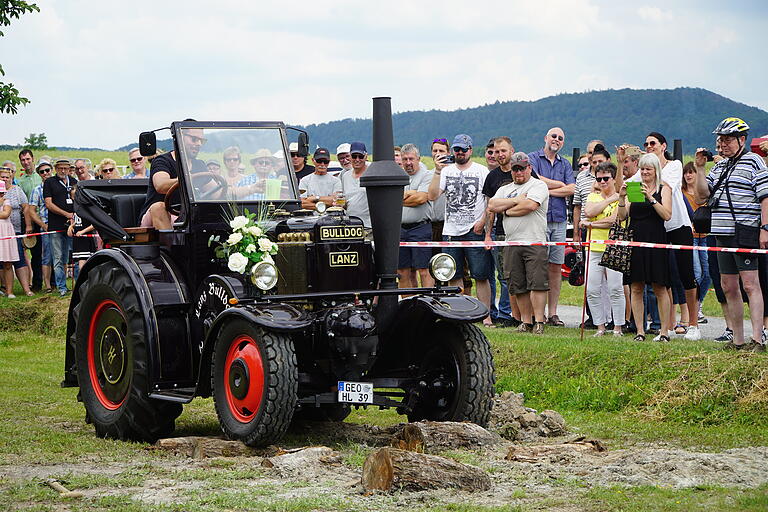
[{"xmin": 337, "ymin": 381, "xmax": 374, "ymax": 404}]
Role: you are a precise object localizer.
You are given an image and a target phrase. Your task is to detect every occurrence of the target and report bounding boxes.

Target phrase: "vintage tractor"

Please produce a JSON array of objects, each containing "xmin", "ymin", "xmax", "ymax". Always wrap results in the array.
[{"xmin": 62, "ymin": 97, "xmax": 495, "ymax": 446}]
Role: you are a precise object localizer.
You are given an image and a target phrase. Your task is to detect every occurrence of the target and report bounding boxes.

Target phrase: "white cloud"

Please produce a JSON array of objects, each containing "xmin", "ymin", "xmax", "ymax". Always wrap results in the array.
[{"xmin": 0, "ymin": 0, "xmax": 765, "ymax": 149}]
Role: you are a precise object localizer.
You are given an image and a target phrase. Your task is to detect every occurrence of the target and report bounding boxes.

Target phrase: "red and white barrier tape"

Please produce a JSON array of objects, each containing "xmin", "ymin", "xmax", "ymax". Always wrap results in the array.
[
  {"xmin": 399, "ymin": 239, "xmax": 768, "ymax": 254},
  {"xmin": 0, "ymin": 230, "xmax": 97, "ymax": 241}
]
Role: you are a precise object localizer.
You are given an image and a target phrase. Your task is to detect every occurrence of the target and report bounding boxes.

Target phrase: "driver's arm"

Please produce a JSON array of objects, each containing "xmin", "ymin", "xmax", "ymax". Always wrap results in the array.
[{"xmin": 152, "ymin": 171, "xmax": 177, "ymax": 194}]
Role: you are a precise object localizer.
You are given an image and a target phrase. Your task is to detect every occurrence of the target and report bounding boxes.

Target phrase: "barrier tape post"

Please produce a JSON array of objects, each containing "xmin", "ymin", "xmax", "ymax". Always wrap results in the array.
[{"xmin": 580, "ymin": 228, "xmax": 591, "ymax": 342}]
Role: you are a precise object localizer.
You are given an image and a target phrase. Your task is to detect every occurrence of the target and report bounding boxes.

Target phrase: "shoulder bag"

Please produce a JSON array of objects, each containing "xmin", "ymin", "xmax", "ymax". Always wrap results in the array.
[
  {"xmin": 692, "ymin": 164, "xmax": 730, "ymax": 233},
  {"xmin": 725, "ymin": 177, "xmax": 760, "ymax": 249}
]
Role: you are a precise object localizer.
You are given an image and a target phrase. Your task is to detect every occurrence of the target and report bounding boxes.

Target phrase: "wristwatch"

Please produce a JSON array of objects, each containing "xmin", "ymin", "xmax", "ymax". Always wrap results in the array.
[
  {"xmin": 649, "ymin": 199, "xmax": 657, "ymax": 205},
  {"xmin": 761, "ymin": 224, "xmax": 768, "ymax": 232}
]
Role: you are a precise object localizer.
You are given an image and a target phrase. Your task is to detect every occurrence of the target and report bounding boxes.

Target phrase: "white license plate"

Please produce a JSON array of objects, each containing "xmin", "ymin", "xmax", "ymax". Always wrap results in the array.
[{"xmin": 337, "ymin": 381, "xmax": 374, "ymax": 404}]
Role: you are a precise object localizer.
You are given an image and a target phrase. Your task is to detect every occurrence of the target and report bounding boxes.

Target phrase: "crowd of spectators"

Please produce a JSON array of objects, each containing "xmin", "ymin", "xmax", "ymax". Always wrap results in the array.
[{"xmin": 4, "ymin": 117, "xmax": 768, "ymax": 352}]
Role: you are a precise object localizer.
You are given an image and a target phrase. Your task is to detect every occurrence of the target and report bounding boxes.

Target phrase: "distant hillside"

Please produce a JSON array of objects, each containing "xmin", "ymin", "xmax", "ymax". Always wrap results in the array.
[{"xmin": 119, "ymin": 88, "xmax": 768, "ymax": 156}]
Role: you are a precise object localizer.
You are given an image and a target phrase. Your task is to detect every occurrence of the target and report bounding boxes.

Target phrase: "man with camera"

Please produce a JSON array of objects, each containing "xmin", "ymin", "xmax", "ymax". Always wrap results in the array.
[
  {"xmin": 428, "ymin": 134, "xmax": 493, "ymax": 327},
  {"xmin": 693, "ymin": 117, "xmax": 768, "ymax": 352}
]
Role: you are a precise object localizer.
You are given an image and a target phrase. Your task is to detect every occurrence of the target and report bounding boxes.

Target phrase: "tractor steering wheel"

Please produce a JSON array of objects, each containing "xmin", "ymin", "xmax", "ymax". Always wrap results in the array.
[{"xmin": 164, "ymin": 181, "xmax": 181, "ymax": 217}]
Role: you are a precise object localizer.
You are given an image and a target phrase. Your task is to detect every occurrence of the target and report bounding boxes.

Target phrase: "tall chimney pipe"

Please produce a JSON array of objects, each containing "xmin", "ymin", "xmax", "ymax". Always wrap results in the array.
[
  {"xmin": 673, "ymin": 139, "xmax": 683, "ymax": 162},
  {"xmin": 360, "ymin": 97, "xmax": 409, "ymax": 332}
]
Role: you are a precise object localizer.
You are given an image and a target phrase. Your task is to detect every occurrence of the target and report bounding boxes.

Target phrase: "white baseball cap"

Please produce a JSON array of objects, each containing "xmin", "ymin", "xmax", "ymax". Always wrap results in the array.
[{"xmin": 336, "ymin": 143, "xmax": 351, "ymax": 154}]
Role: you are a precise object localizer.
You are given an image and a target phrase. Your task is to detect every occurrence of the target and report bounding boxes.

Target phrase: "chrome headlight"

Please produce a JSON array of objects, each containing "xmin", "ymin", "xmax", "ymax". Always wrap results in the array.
[
  {"xmin": 429, "ymin": 253, "xmax": 456, "ymax": 283},
  {"xmin": 250, "ymin": 261, "xmax": 278, "ymax": 291}
]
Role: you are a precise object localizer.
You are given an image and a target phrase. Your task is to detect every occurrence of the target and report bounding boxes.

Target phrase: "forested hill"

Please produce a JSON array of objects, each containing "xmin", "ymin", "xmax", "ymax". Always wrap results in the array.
[
  {"xmin": 299, "ymin": 87, "xmax": 768, "ymax": 156},
  {"xmin": 120, "ymin": 88, "xmax": 768, "ymax": 155}
]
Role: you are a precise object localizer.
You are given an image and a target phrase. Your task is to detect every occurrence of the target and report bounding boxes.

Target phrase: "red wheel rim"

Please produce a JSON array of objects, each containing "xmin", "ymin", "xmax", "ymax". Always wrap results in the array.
[
  {"xmin": 87, "ymin": 299, "xmax": 129, "ymax": 410},
  {"xmin": 224, "ymin": 335, "xmax": 265, "ymax": 423}
]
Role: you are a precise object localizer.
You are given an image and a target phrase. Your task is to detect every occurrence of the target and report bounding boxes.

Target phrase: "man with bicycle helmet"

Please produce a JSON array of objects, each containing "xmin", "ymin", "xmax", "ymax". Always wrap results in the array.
[{"xmin": 693, "ymin": 117, "xmax": 768, "ymax": 352}]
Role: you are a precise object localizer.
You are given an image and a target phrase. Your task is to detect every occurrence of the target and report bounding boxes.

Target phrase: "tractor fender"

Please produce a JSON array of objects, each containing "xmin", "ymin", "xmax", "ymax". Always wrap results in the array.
[
  {"xmin": 396, "ymin": 293, "xmax": 489, "ymax": 323},
  {"xmin": 195, "ymin": 303, "xmax": 312, "ymax": 397}
]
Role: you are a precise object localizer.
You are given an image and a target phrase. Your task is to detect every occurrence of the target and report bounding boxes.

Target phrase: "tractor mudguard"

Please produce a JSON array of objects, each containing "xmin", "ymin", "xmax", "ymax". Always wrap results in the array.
[{"xmin": 396, "ymin": 294, "xmax": 489, "ymax": 323}]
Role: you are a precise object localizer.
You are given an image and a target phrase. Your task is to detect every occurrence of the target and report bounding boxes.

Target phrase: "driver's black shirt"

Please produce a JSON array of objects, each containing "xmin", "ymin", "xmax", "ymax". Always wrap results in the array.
[{"xmin": 139, "ymin": 152, "xmax": 205, "ymax": 222}]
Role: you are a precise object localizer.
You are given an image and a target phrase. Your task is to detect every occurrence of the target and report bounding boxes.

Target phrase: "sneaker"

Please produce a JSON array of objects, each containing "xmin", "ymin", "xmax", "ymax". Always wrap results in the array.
[
  {"xmin": 698, "ymin": 314, "xmax": 708, "ymax": 324},
  {"xmin": 59, "ymin": 289, "xmax": 69, "ymax": 297},
  {"xmin": 684, "ymin": 326, "xmax": 702, "ymax": 341},
  {"xmin": 517, "ymin": 322, "xmax": 533, "ymax": 333},
  {"xmin": 715, "ymin": 328, "xmax": 734, "ymax": 343},
  {"xmin": 592, "ymin": 330, "xmax": 606, "ymax": 337},
  {"xmin": 546, "ymin": 315, "xmax": 565, "ymax": 327},
  {"xmin": 532, "ymin": 322, "xmax": 545, "ymax": 335},
  {"xmin": 762, "ymin": 328, "xmax": 768, "ymax": 344},
  {"xmin": 6, "ymin": 294, "xmax": 15, "ymax": 299},
  {"xmin": 501, "ymin": 317, "xmax": 522, "ymax": 328}
]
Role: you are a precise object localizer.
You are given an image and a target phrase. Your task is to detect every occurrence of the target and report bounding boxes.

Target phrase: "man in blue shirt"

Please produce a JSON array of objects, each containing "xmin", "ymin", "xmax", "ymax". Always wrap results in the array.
[{"xmin": 528, "ymin": 127, "xmax": 575, "ymax": 327}]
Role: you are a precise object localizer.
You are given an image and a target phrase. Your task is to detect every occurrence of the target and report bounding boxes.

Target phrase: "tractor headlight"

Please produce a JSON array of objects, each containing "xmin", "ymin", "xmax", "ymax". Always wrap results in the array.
[
  {"xmin": 429, "ymin": 253, "xmax": 456, "ymax": 283},
  {"xmin": 250, "ymin": 261, "xmax": 278, "ymax": 291}
]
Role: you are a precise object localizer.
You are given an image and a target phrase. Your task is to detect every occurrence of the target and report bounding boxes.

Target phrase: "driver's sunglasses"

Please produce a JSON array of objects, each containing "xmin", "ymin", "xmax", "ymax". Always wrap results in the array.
[
  {"xmin": 185, "ymin": 135, "xmax": 207, "ymax": 144},
  {"xmin": 452, "ymin": 147, "xmax": 469, "ymax": 153},
  {"xmin": 549, "ymin": 133, "xmax": 564, "ymax": 141},
  {"xmin": 315, "ymin": 159, "xmax": 330, "ymax": 165},
  {"xmin": 129, "ymin": 157, "xmax": 143, "ymax": 163}
]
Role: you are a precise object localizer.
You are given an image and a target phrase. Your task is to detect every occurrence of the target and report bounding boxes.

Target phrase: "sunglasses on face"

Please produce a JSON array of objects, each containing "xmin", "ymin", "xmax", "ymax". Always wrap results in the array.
[
  {"xmin": 224, "ymin": 157, "xmax": 240, "ymax": 162},
  {"xmin": 511, "ymin": 166, "xmax": 527, "ymax": 172},
  {"xmin": 549, "ymin": 134, "xmax": 564, "ymax": 141},
  {"xmin": 315, "ymin": 159, "xmax": 330, "ymax": 165},
  {"xmin": 643, "ymin": 140, "xmax": 658, "ymax": 148},
  {"xmin": 37, "ymin": 168, "xmax": 52, "ymax": 174},
  {"xmin": 185, "ymin": 135, "xmax": 207, "ymax": 144},
  {"xmin": 129, "ymin": 157, "xmax": 143, "ymax": 163},
  {"xmin": 578, "ymin": 161, "xmax": 590, "ymax": 167},
  {"xmin": 350, "ymin": 153, "xmax": 366, "ymax": 160},
  {"xmin": 452, "ymin": 147, "xmax": 468, "ymax": 153},
  {"xmin": 102, "ymin": 168, "xmax": 116, "ymax": 173},
  {"xmin": 595, "ymin": 176, "xmax": 612, "ymax": 182},
  {"xmin": 254, "ymin": 160, "xmax": 272, "ymax": 166}
]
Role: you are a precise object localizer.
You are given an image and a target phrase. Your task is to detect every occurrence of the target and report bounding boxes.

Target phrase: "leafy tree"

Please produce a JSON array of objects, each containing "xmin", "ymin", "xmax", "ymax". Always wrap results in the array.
[
  {"xmin": 0, "ymin": 1, "xmax": 39, "ymax": 114},
  {"xmin": 23, "ymin": 132, "xmax": 47, "ymax": 150}
]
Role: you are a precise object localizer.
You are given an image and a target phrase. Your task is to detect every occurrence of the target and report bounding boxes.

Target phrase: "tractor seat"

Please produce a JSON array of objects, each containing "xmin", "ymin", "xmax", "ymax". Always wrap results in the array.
[{"xmin": 111, "ymin": 194, "xmax": 147, "ymax": 228}]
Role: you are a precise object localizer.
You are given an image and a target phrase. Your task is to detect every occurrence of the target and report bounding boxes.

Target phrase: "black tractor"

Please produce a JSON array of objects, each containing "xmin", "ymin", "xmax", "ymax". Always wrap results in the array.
[{"xmin": 62, "ymin": 97, "xmax": 495, "ymax": 446}]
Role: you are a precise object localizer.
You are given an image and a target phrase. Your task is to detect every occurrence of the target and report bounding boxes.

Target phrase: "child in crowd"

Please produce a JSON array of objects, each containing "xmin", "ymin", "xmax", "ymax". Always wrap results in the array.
[
  {"xmin": 0, "ymin": 181, "xmax": 20, "ymax": 297},
  {"xmin": 68, "ymin": 212, "xmax": 95, "ymax": 271}
]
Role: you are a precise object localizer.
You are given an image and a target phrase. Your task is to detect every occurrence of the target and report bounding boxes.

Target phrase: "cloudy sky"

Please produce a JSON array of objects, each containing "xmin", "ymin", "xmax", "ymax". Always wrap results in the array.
[{"xmin": 1, "ymin": 0, "xmax": 766, "ymax": 150}]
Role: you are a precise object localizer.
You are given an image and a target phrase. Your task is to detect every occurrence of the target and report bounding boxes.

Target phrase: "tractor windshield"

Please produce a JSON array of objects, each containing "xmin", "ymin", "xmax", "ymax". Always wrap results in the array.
[{"xmin": 176, "ymin": 126, "xmax": 297, "ymax": 203}]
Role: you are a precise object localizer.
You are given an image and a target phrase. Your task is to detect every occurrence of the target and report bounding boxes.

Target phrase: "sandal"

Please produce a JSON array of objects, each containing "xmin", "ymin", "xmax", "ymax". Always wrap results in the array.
[
  {"xmin": 44, "ymin": 287, "xmax": 53, "ymax": 293},
  {"xmin": 674, "ymin": 324, "xmax": 687, "ymax": 335},
  {"xmin": 482, "ymin": 321, "xmax": 496, "ymax": 329},
  {"xmin": 633, "ymin": 334, "xmax": 646, "ymax": 342}
]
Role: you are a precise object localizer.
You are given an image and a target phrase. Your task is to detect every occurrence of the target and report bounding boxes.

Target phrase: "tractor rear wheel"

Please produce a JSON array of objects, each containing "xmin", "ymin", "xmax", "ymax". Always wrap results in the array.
[
  {"xmin": 212, "ymin": 320, "xmax": 297, "ymax": 446},
  {"xmin": 406, "ymin": 322, "xmax": 495, "ymax": 426},
  {"xmin": 74, "ymin": 261, "xmax": 182, "ymax": 442}
]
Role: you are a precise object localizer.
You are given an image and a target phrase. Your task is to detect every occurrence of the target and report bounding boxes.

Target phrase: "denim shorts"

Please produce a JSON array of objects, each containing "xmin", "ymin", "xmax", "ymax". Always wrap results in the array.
[
  {"xmin": 398, "ymin": 221, "xmax": 432, "ymax": 269},
  {"xmin": 41, "ymin": 233, "xmax": 52, "ymax": 266},
  {"xmin": 13, "ymin": 235, "xmax": 27, "ymax": 270},
  {"xmin": 442, "ymin": 230, "xmax": 494, "ymax": 281},
  {"xmin": 547, "ymin": 221, "xmax": 567, "ymax": 265}
]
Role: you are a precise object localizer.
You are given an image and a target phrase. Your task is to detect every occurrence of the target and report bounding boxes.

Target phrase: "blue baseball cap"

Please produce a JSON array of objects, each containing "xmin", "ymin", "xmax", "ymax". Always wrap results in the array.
[
  {"xmin": 350, "ymin": 141, "xmax": 367, "ymax": 154},
  {"xmin": 452, "ymin": 134, "xmax": 473, "ymax": 150}
]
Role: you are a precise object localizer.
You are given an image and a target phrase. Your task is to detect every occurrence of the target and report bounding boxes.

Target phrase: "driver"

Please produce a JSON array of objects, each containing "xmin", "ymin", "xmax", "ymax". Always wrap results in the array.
[{"xmin": 138, "ymin": 127, "xmax": 211, "ymax": 229}]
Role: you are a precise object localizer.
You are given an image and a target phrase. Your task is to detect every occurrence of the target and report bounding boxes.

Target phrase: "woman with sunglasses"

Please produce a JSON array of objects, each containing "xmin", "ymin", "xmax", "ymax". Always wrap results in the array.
[
  {"xmin": 642, "ymin": 132, "xmax": 700, "ymax": 340},
  {"xmin": 0, "ymin": 181, "xmax": 20, "ymax": 298},
  {"xmin": 618, "ymin": 153, "xmax": 673, "ymax": 342},
  {"xmin": 582, "ymin": 162, "xmax": 624, "ymax": 336}
]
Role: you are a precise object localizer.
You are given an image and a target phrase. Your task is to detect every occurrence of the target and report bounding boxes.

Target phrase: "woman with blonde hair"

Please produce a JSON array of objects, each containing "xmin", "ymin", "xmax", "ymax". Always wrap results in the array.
[
  {"xmin": 97, "ymin": 158, "xmax": 119, "ymax": 179},
  {"xmin": 618, "ymin": 153, "xmax": 672, "ymax": 342}
]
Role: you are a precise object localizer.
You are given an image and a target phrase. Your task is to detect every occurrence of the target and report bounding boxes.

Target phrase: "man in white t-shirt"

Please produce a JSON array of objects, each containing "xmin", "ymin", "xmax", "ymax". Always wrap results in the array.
[
  {"xmin": 398, "ymin": 143, "xmax": 434, "ymax": 289},
  {"xmin": 340, "ymin": 141, "xmax": 370, "ymax": 228},
  {"xmin": 488, "ymin": 152, "xmax": 550, "ymax": 335},
  {"xmin": 299, "ymin": 147, "xmax": 342, "ymax": 210},
  {"xmin": 428, "ymin": 133, "xmax": 493, "ymax": 326}
]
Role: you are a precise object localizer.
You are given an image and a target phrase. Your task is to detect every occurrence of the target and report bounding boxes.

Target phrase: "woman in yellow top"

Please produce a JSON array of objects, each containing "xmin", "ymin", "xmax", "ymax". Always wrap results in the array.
[{"xmin": 581, "ymin": 162, "xmax": 625, "ymax": 336}]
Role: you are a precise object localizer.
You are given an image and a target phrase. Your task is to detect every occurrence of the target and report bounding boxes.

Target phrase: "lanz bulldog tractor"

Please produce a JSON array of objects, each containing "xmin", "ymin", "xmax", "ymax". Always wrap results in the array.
[{"xmin": 62, "ymin": 97, "xmax": 495, "ymax": 446}]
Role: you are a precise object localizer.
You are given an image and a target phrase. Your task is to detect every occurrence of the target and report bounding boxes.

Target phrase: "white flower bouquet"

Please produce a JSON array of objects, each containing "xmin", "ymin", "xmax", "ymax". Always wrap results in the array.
[{"xmin": 208, "ymin": 209, "xmax": 278, "ymax": 275}]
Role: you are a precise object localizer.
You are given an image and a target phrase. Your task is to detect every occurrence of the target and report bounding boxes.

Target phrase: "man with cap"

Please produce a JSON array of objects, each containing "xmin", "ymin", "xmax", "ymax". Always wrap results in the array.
[
  {"xmin": 340, "ymin": 141, "xmax": 371, "ymax": 228},
  {"xmin": 336, "ymin": 143, "xmax": 352, "ymax": 173},
  {"xmin": 206, "ymin": 159, "xmax": 222, "ymax": 174},
  {"xmin": 124, "ymin": 148, "xmax": 148, "ymax": 179},
  {"xmin": 299, "ymin": 147, "xmax": 342, "ymax": 210},
  {"xmin": 44, "ymin": 157, "xmax": 77, "ymax": 296},
  {"xmin": 290, "ymin": 142, "xmax": 315, "ymax": 181},
  {"xmin": 398, "ymin": 143, "xmax": 434, "ymax": 289},
  {"xmin": 488, "ymin": 152, "xmax": 550, "ymax": 335},
  {"xmin": 428, "ymin": 134, "xmax": 494, "ymax": 327},
  {"xmin": 527, "ymin": 127, "xmax": 575, "ymax": 327},
  {"xmin": 29, "ymin": 160, "xmax": 53, "ymax": 293}
]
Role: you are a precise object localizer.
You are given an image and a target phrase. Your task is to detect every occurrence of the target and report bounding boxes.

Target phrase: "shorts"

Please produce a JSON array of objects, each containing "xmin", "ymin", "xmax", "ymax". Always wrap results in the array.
[
  {"xmin": 442, "ymin": 230, "xmax": 493, "ymax": 281},
  {"xmin": 667, "ymin": 225, "xmax": 696, "ymax": 289},
  {"xmin": 41, "ymin": 233, "xmax": 52, "ymax": 266},
  {"xmin": 13, "ymin": 235, "xmax": 27, "ymax": 270},
  {"xmin": 547, "ymin": 221, "xmax": 566, "ymax": 265},
  {"xmin": 72, "ymin": 234, "xmax": 96, "ymax": 261},
  {"xmin": 398, "ymin": 221, "xmax": 432, "ymax": 269},
  {"xmin": 715, "ymin": 235, "xmax": 759, "ymax": 274},
  {"xmin": 503, "ymin": 245, "xmax": 550, "ymax": 294}
]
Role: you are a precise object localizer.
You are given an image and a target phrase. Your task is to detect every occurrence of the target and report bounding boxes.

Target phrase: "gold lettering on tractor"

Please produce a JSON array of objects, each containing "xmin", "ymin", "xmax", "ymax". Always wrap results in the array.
[
  {"xmin": 320, "ymin": 226, "xmax": 364, "ymax": 240},
  {"xmin": 330, "ymin": 251, "xmax": 359, "ymax": 267}
]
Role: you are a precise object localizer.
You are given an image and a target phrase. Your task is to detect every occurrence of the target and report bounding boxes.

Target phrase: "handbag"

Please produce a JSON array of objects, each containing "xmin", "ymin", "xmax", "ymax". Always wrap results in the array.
[
  {"xmin": 598, "ymin": 218, "xmax": 633, "ymax": 273},
  {"xmin": 692, "ymin": 163, "xmax": 731, "ymax": 234}
]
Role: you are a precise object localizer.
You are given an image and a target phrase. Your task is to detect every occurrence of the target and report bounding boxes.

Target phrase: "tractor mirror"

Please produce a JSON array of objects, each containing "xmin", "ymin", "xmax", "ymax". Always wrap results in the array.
[
  {"xmin": 139, "ymin": 132, "xmax": 157, "ymax": 157},
  {"xmin": 297, "ymin": 132, "xmax": 309, "ymax": 157}
]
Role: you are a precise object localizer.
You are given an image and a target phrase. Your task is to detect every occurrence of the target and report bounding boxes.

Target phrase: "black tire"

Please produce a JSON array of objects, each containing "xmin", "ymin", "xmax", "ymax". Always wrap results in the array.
[
  {"xmin": 407, "ymin": 322, "xmax": 495, "ymax": 426},
  {"xmin": 74, "ymin": 261, "xmax": 182, "ymax": 442},
  {"xmin": 211, "ymin": 320, "xmax": 297, "ymax": 446}
]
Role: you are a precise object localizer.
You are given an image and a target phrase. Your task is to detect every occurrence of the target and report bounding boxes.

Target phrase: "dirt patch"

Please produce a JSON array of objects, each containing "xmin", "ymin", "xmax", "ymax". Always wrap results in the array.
[{"xmin": 0, "ymin": 295, "xmax": 68, "ymax": 335}]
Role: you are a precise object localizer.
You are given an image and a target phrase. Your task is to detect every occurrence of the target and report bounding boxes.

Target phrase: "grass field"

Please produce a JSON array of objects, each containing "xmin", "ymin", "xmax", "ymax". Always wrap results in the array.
[{"xmin": 1, "ymin": 293, "xmax": 767, "ymax": 510}]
